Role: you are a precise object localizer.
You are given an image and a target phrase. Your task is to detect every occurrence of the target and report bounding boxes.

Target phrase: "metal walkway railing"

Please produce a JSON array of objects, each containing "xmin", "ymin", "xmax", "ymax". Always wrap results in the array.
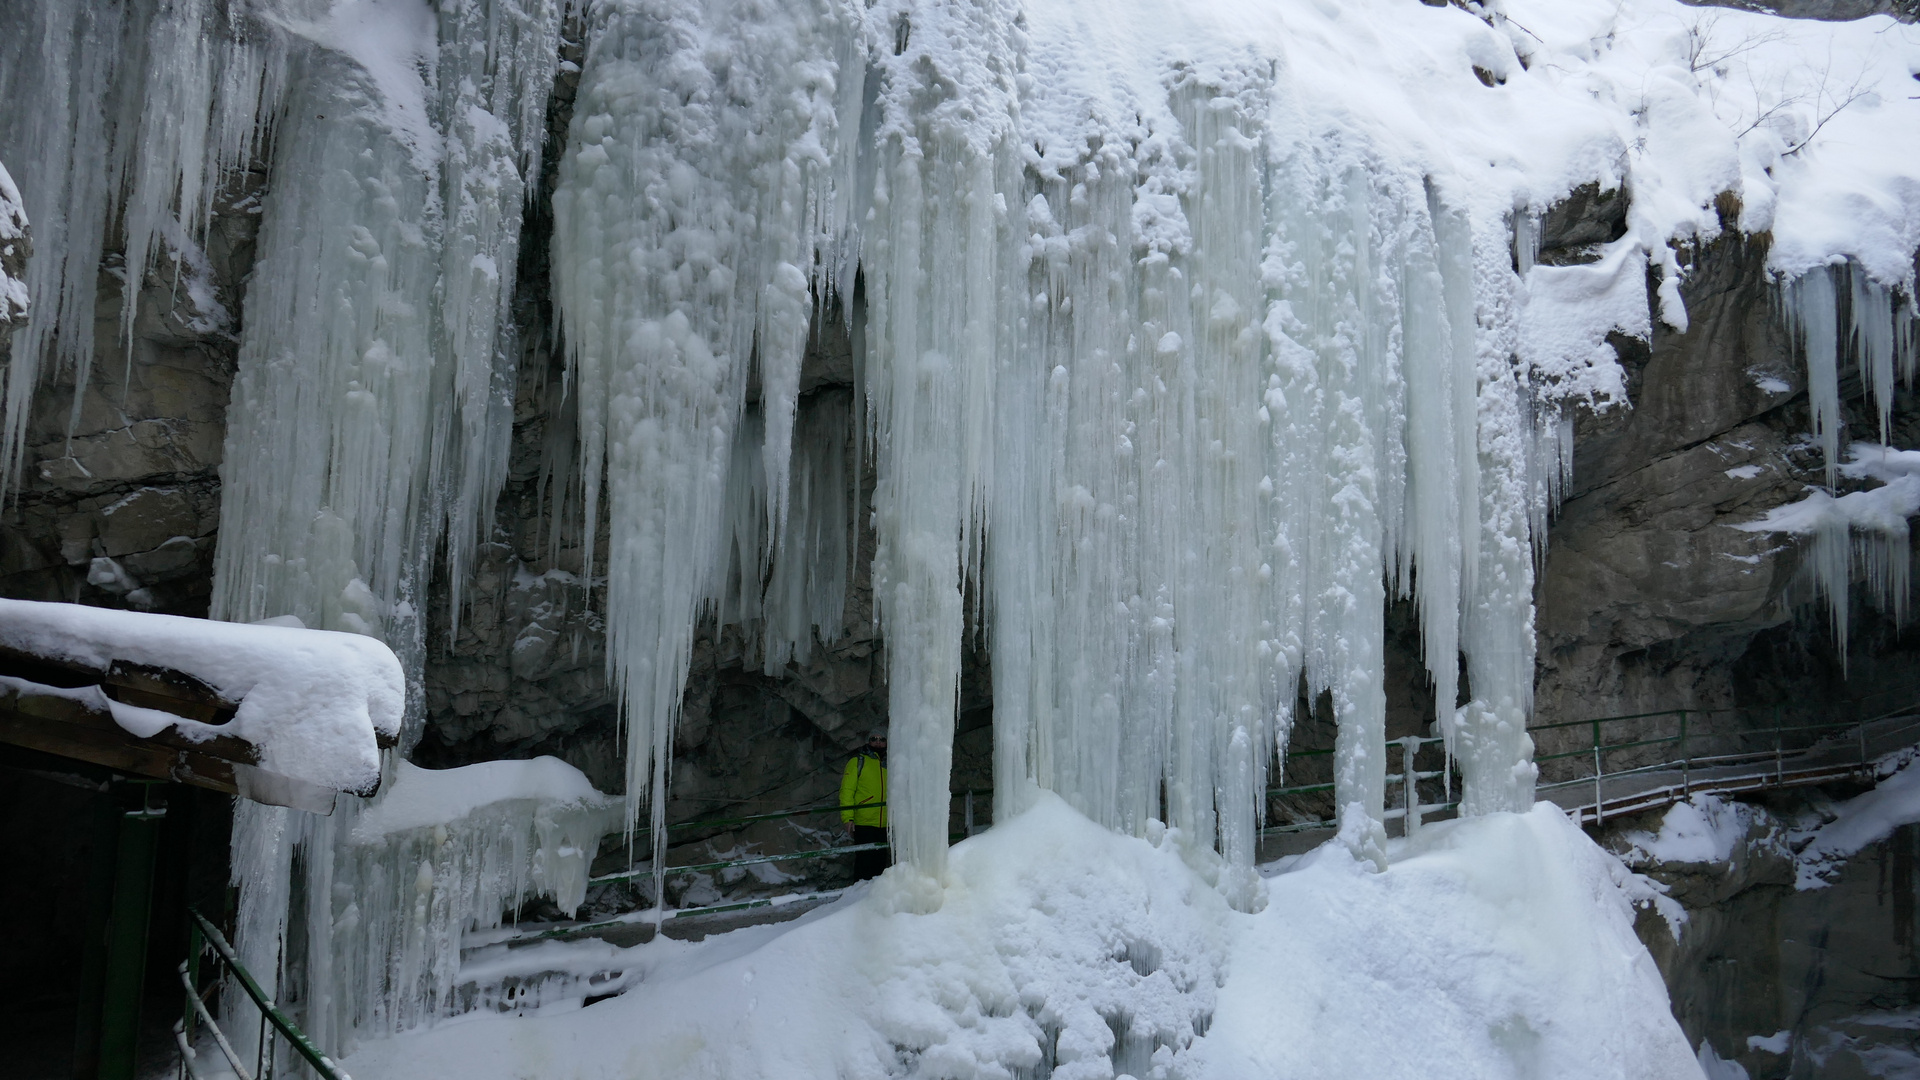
[
  {"xmin": 518, "ymin": 694, "xmax": 1920, "ymax": 943},
  {"xmin": 1533, "ymin": 700, "xmax": 1920, "ymax": 825},
  {"xmin": 174, "ymin": 907, "xmax": 348, "ymax": 1080}
]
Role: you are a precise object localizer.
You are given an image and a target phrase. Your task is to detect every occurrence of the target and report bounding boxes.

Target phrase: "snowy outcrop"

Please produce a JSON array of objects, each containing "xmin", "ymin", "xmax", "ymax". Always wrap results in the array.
[
  {"xmin": 0, "ymin": 597, "xmax": 402, "ymax": 794},
  {"xmin": 1607, "ymin": 761, "xmax": 1920, "ymax": 1079}
]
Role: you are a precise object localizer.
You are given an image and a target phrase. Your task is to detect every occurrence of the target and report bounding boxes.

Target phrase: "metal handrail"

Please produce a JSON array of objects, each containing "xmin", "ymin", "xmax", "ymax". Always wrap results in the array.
[{"xmin": 175, "ymin": 907, "xmax": 349, "ymax": 1080}]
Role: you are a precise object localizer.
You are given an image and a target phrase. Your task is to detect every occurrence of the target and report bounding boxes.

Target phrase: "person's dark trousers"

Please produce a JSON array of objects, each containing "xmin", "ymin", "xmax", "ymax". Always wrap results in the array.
[{"xmin": 851, "ymin": 824, "xmax": 890, "ymax": 880}]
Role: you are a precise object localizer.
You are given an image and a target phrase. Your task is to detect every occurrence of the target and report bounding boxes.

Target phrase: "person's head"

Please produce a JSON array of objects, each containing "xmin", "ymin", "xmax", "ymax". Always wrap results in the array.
[{"xmin": 866, "ymin": 729, "xmax": 887, "ymax": 752}]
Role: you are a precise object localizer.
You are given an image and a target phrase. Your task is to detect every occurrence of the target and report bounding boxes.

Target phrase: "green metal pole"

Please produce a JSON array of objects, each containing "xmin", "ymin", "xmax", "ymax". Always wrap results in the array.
[
  {"xmin": 1680, "ymin": 710, "xmax": 1689, "ymax": 797},
  {"xmin": 98, "ymin": 801, "xmax": 166, "ymax": 1080},
  {"xmin": 72, "ymin": 798, "xmax": 119, "ymax": 1080}
]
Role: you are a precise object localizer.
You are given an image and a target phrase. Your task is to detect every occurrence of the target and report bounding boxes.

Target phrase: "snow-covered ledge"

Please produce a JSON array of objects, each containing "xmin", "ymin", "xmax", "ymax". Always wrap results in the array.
[{"xmin": 0, "ymin": 598, "xmax": 402, "ymax": 809}]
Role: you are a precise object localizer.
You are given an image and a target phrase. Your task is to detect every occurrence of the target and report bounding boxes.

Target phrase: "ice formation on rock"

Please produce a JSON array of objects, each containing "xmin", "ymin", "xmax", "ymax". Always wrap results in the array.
[
  {"xmin": 0, "ymin": 0, "xmax": 291, "ymax": 487},
  {"xmin": 553, "ymin": 0, "xmax": 869, "ymax": 886},
  {"xmin": 1730, "ymin": 262, "xmax": 1918, "ymax": 657},
  {"xmin": 228, "ymin": 758, "xmax": 617, "ymax": 1057},
  {"xmin": 1736, "ymin": 443, "xmax": 1920, "ymax": 657},
  {"xmin": 0, "ymin": 0, "xmax": 1916, "ymax": 1056},
  {"xmin": 553, "ymin": 0, "xmax": 1560, "ymax": 884}
]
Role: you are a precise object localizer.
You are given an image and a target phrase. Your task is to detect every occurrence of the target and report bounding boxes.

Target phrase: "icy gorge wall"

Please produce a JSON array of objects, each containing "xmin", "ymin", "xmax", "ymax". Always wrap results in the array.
[{"xmin": 0, "ymin": 0, "xmax": 1918, "ymax": 1058}]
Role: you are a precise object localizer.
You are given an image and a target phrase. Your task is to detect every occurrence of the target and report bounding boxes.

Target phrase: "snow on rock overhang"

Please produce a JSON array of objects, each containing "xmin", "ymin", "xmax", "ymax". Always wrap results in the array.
[{"xmin": 0, "ymin": 598, "xmax": 403, "ymax": 800}]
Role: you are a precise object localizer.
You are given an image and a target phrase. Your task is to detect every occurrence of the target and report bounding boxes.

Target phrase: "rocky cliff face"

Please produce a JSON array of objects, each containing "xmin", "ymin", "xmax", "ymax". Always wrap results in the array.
[
  {"xmin": 1607, "ymin": 786, "xmax": 1920, "ymax": 1078},
  {"xmin": 1535, "ymin": 216, "xmax": 1919, "ymax": 743},
  {"xmin": 0, "ymin": 169, "xmax": 264, "ymax": 619}
]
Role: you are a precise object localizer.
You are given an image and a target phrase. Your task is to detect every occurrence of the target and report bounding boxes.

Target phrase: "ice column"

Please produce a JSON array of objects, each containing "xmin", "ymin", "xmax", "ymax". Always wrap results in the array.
[
  {"xmin": 552, "ymin": 0, "xmax": 865, "ymax": 886},
  {"xmin": 210, "ymin": 38, "xmax": 444, "ymax": 666},
  {"xmin": 213, "ymin": 1, "xmax": 571, "ymax": 1054},
  {"xmin": 435, "ymin": 0, "xmax": 564, "ymax": 624}
]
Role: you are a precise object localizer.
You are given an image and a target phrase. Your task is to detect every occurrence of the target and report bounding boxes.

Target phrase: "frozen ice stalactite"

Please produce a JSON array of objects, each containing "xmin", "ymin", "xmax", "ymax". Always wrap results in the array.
[
  {"xmin": 314, "ymin": 760, "xmax": 617, "ymax": 1048},
  {"xmin": 554, "ymin": 0, "xmax": 1564, "ymax": 885},
  {"xmin": 228, "ymin": 761, "xmax": 617, "ymax": 1059},
  {"xmin": 0, "ymin": 0, "xmax": 293, "ymax": 490},
  {"xmin": 857, "ymin": 0, "xmax": 1016, "ymax": 885},
  {"xmin": 1762, "ymin": 263, "xmax": 1919, "ymax": 656},
  {"xmin": 709, "ymin": 391, "xmax": 858, "ymax": 674},
  {"xmin": 1736, "ymin": 444, "xmax": 1920, "ymax": 663},
  {"xmin": 551, "ymin": 0, "xmax": 867, "ymax": 890},
  {"xmin": 435, "ymin": 0, "xmax": 564, "ymax": 628},
  {"xmin": 209, "ymin": 0, "xmax": 577, "ymax": 1057},
  {"xmin": 210, "ymin": 34, "xmax": 443, "ymax": 659},
  {"xmin": 1784, "ymin": 263, "xmax": 1919, "ymax": 482}
]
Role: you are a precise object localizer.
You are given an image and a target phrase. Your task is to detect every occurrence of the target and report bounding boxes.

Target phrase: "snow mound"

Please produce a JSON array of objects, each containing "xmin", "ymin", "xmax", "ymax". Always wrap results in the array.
[
  {"xmin": 0, "ymin": 597, "xmax": 402, "ymax": 794},
  {"xmin": 1795, "ymin": 752, "xmax": 1920, "ymax": 889},
  {"xmin": 1617, "ymin": 793, "xmax": 1769, "ymax": 868},
  {"xmin": 342, "ymin": 796, "xmax": 1699, "ymax": 1080}
]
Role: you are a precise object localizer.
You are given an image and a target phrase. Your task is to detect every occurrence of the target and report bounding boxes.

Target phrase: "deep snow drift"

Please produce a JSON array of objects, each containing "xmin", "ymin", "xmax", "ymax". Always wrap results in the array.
[{"xmin": 341, "ymin": 796, "xmax": 1699, "ymax": 1080}]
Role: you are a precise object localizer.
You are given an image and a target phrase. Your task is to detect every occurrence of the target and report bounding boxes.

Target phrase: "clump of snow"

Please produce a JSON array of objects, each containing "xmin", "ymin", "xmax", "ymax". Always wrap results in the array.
[
  {"xmin": 1697, "ymin": 1039, "xmax": 1751, "ymax": 1080},
  {"xmin": 340, "ymin": 797, "xmax": 1698, "ymax": 1080},
  {"xmin": 354, "ymin": 757, "xmax": 617, "ymax": 839},
  {"xmin": 1795, "ymin": 752, "xmax": 1920, "ymax": 889},
  {"xmin": 0, "ymin": 598, "xmax": 402, "ymax": 794},
  {"xmin": 1617, "ymin": 793, "xmax": 1766, "ymax": 868},
  {"xmin": 1747, "ymin": 1029, "xmax": 1791, "ymax": 1055}
]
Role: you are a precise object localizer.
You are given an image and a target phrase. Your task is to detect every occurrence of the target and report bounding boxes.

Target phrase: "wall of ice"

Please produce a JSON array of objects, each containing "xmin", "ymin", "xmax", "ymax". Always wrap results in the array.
[
  {"xmin": 550, "ymin": 0, "xmax": 1585, "ymax": 887},
  {"xmin": 1, "ymin": 0, "xmax": 1918, "ymax": 1055}
]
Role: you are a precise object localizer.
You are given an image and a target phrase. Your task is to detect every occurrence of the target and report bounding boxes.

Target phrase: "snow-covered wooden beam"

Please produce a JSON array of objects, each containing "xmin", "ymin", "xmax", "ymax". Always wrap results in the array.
[{"xmin": 0, "ymin": 600, "xmax": 403, "ymax": 813}]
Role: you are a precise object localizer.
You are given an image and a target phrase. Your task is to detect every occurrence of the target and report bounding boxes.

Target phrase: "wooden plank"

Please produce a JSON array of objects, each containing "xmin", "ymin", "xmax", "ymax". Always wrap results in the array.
[
  {"xmin": 0, "ymin": 684, "xmax": 242, "ymax": 795},
  {"xmin": 0, "ymin": 642, "xmax": 242, "ymax": 724}
]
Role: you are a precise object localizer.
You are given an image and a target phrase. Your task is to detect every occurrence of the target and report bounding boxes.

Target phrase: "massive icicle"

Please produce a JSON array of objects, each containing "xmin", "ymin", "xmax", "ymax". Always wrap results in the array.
[
  {"xmin": 0, "ymin": 0, "xmax": 290, "ymax": 490},
  {"xmin": 552, "ymin": 0, "xmax": 866, "ymax": 885},
  {"xmin": 556, "ymin": 0, "xmax": 1562, "ymax": 885},
  {"xmin": 211, "ymin": 0, "xmax": 573, "ymax": 1057}
]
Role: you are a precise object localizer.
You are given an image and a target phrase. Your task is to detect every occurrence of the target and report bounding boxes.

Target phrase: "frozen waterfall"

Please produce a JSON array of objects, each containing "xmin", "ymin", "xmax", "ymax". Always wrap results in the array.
[
  {"xmin": 3, "ymin": 0, "xmax": 1916, "ymax": 1059},
  {"xmin": 550, "ymin": 0, "xmax": 1560, "ymax": 885}
]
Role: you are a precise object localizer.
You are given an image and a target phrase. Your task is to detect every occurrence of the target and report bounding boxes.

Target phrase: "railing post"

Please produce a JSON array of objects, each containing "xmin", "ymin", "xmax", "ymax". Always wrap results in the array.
[
  {"xmin": 1775, "ymin": 703, "xmax": 1785, "ymax": 785},
  {"xmin": 1592, "ymin": 719, "xmax": 1604, "ymax": 824},
  {"xmin": 1680, "ymin": 710, "xmax": 1689, "ymax": 798},
  {"xmin": 101, "ymin": 794, "xmax": 165, "ymax": 1080},
  {"xmin": 1401, "ymin": 737, "xmax": 1422, "ymax": 839}
]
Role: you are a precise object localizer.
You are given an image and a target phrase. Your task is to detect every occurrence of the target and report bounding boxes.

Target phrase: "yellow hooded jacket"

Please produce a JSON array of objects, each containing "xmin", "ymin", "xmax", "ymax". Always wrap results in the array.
[{"xmin": 840, "ymin": 750, "xmax": 887, "ymax": 828}]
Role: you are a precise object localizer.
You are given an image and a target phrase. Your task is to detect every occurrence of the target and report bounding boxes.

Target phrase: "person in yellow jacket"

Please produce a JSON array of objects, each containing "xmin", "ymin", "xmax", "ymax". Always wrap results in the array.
[{"xmin": 841, "ymin": 729, "xmax": 890, "ymax": 879}]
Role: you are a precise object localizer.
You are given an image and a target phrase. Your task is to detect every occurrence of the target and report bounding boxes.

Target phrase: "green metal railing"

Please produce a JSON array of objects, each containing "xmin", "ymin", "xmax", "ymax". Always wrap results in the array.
[
  {"xmin": 174, "ymin": 907, "xmax": 348, "ymax": 1080},
  {"xmin": 1528, "ymin": 691, "xmax": 1920, "ymax": 824},
  {"xmin": 1261, "ymin": 735, "xmax": 1456, "ymax": 836}
]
